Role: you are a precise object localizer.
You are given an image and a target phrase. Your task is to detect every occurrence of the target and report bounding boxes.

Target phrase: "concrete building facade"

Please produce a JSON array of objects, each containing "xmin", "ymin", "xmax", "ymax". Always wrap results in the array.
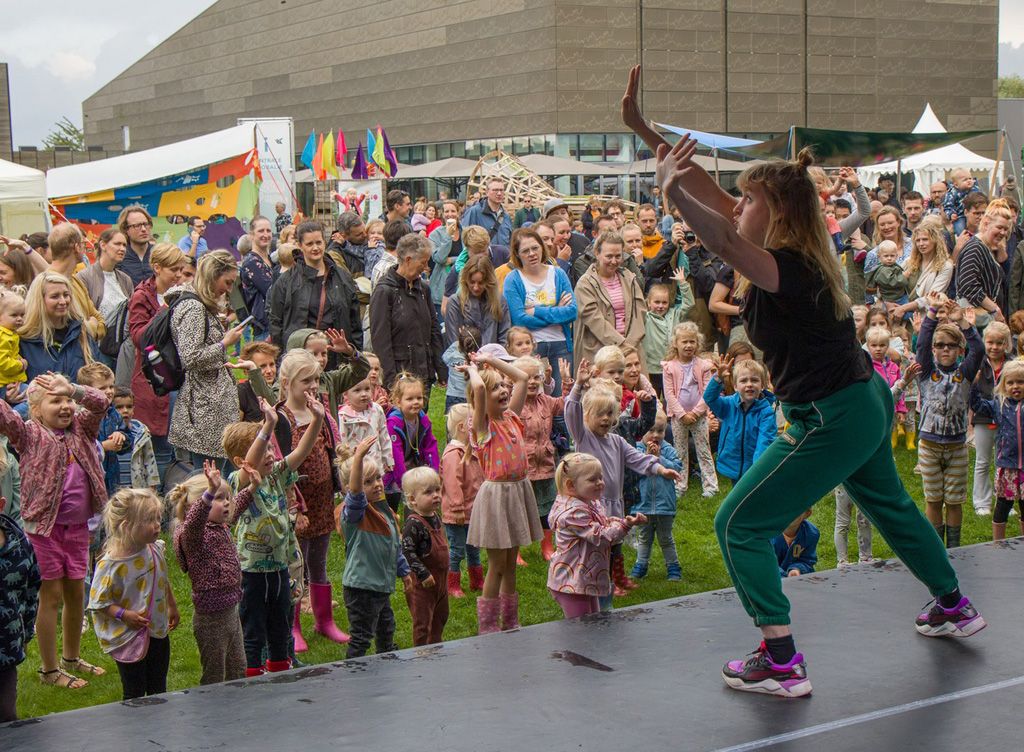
[{"xmin": 82, "ymin": 0, "xmax": 999, "ymax": 165}]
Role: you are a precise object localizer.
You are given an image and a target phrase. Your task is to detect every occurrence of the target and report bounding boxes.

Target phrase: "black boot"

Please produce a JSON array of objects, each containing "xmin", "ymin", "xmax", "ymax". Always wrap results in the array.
[
  {"xmin": 945, "ymin": 525, "xmax": 961, "ymax": 549},
  {"xmin": 934, "ymin": 524, "xmax": 946, "ymax": 546}
]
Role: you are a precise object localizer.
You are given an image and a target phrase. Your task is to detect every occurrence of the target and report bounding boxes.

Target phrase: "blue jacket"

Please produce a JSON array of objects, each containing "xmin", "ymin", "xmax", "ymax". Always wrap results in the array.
[
  {"xmin": 19, "ymin": 318, "xmax": 95, "ymax": 382},
  {"xmin": 771, "ymin": 520, "xmax": 819, "ymax": 577},
  {"xmin": 703, "ymin": 377, "xmax": 778, "ymax": 481},
  {"xmin": 632, "ymin": 440, "xmax": 682, "ymax": 516},
  {"xmin": 970, "ymin": 389, "xmax": 1024, "ymax": 470},
  {"xmin": 99, "ymin": 405, "xmax": 134, "ymax": 496},
  {"xmin": 503, "ymin": 266, "xmax": 577, "ymax": 351},
  {"xmin": 461, "ymin": 201, "xmax": 512, "ymax": 247}
]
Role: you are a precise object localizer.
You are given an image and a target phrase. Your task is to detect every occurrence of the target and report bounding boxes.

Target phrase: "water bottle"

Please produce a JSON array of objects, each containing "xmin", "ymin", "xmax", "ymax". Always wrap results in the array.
[{"xmin": 145, "ymin": 346, "xmax": 173, "ymax": 386}]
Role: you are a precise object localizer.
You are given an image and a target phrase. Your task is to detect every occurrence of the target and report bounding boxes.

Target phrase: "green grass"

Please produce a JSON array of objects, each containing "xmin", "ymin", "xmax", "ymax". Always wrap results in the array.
[{"xmin": 14, "ymin": 390, "xmax": 998, "ymax": 719}]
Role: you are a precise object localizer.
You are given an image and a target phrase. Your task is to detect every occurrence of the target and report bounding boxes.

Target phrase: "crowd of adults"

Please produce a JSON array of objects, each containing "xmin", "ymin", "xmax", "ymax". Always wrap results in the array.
[{"xmin": 0, "ymin": 171, "xmax": 1020, "ymax": 484}]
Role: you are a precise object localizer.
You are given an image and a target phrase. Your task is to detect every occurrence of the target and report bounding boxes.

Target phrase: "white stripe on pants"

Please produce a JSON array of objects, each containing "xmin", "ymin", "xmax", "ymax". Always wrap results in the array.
[
  {"xmin": 833, "ymin": 485, "xmax": 873, "ymax": 564},
  {"xmin": 672, "ymin": 414, "xmax": 718, "ymax": 495},
  {"xmin": 972, "ymin": 424, "xmax": 996, "ymax": 513}
]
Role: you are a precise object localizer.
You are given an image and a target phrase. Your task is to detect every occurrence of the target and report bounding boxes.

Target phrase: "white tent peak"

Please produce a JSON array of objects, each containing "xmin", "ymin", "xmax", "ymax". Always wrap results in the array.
[{"xmin": 912, "ymin": 104, "xmax": 946, "ymax": 134}]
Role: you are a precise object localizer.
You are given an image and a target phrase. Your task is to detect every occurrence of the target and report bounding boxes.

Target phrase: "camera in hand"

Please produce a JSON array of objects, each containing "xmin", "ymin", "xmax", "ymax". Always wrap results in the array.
[{"xmin": 683, "ymin": 231, "xmax": 696, "ymax": 243}]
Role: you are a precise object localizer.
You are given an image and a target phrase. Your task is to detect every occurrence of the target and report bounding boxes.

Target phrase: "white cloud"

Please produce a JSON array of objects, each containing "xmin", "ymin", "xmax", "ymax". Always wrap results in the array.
[{"xmin": 47, "ymin": 52, "xmax": 98, "ymax": 83}]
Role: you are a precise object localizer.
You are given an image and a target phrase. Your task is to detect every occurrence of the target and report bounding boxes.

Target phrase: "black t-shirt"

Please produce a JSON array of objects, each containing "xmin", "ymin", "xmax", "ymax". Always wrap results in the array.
[{"xmin": 742, "ymin": 248, "xmax": 871, "ymax": 403}]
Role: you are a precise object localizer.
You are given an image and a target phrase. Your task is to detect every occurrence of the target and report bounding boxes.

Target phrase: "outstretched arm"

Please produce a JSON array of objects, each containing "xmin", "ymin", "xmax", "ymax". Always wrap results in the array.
[
  {"xmin": 657, "ymin": 138, "xmax": 779, "ymax": 292},
  {"xmin": 621, "ymin": 65, "xmax": 738, "ymax": 219}
]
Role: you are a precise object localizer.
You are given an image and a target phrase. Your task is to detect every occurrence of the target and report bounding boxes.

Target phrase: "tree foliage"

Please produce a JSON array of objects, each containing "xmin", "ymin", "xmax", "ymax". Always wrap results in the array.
[
  {"xmin": 41, "ymin": 116, "xmax": 85, "ymax": 150},
  {"xmin": 998, "ymin": 75, "xmax": 1024, "ymax": 99}
]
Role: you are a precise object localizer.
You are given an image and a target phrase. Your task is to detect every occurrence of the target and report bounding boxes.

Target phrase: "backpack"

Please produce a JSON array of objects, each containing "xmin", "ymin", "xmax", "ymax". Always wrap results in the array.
[
  {"xmin": 138, "ymin": 291, "xmax": 208, "ymax": 397},
  {"xmin": 98, "ymin": 299, "xmax": 130, "ymax": 358}
]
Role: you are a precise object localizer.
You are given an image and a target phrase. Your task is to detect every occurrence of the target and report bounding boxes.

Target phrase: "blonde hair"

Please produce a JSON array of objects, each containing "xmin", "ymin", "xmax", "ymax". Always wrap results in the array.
[
  {"xmin": 513, "ymin": 355, "xmax": 544, "ymax": 376},
  {"xmin": 462, "ymin": 225, "xmax": 490, "ymax": 253},
  {"xmin": 983, "ymin": 321, "xmax": 1012, "ymax": 352},
  {"xmin": 905, "ymin": 224, "xmax": 949, "ymax": 276},
  {"xmin": 19, "ymin": 272, "xmax": 93, "ymax": 362},
  {"xmin": 76, "ymin": 362, "xmax": 114, "ymax": 387},
  {"xmin": 390, "ymin": 371, "xmax": 424, "ymax": 407},
  {"xmin": 26, "ymin": 372, "xmax": 72, "ymax": 421},
  {"xmin": 366, "ymin": 219, "xmax": 385, "ymax": 236},
  {"xmin": 581, "ymin": 384, "xmax": 619, "ymax": 420},
  {"xmin": 995, "ymin": 359, "xmax": 1024, "ymax": 400},
  {"xmin": 733, "ymin": 358, "xmax": 767, "ymax": 384},
  {"xmin": 738, "ymin": 149, "xmax": 850, "ymax": 319},
  {"xmin": 277, "ymin": 242, "xmax": 298, "ymax": 268},
  {"xmin": 169, "ymin": 474, "xmax": 213, "ymax": 522},
  {"xmin": 983, "ymin": 197, "xmax": 1015, "ymax": 225},
  {"xmin": 402, "ymin": 466, "xmax": 440, "ymax": 499},
  {"xmin": 446, "ymin": 402, "xmax": 470, "ymax": 440},
  {"xmin": 555, "ymin": 452, "xmax": 602, "ymax": 495},
  {"xmin": 872, "ymin": 206, "xmax": 906, "ymax": 247},
  {"xmin": 865, "ymin": 326, "xmax": 892, "ymax": 346},
  {"xmin": 593, "ymin": 345, "xmax": 626, "ymax": 373},
  {"xmin": 150, "ymin": 242, "xmax": 187, "ymax": 270},
  {"xmin": 193, "ymin": 250, "xmax": 238, "ymax": 312},
  {"xmin": 279, "ymin": 348, "xmax": 321, "ymax": 393},
  {"xmin": 465, "ymin": 366, "xmax": 502, "ymax": 414},
  {"xmin": 47, "ymin": 222, "xmax": 83, "ymax": 261},
  {"xmin": 666, "ymin": 321, "xmax": 704, "ymax": 361},
  {"xmin": 876, "ymin": 239, "xmax": 898, "ymax": 258},
  {"xmin": 457, "ymin": 254, "xmax": 504, "ymax": 324},
  {"xmin": 334, "ymin": 442, "xmax": 383, "ymax": 486},
  {"xmin": 102, "ymin": 488, "xmax": 164, "ymax": 554}
]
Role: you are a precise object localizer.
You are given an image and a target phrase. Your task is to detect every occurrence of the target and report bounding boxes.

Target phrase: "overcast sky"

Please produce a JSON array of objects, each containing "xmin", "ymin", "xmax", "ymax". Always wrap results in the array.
[{"xmin": 2, "ymin": 1, "xmax": 1023, "ymax": 148}]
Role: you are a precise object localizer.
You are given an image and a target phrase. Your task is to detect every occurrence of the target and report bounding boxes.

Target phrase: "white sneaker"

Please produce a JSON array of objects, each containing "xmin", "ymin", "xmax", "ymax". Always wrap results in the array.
[
  {"xmin": 913, "ymin": 464, "xmax": 922, "ymax": 475},
  {"xmin": 702, "ymin": 489, "xmax": 718, "ymax": 499},
  {"xmin": 975, "ymin": 508, "xmax": 992, "ymax": 517}
]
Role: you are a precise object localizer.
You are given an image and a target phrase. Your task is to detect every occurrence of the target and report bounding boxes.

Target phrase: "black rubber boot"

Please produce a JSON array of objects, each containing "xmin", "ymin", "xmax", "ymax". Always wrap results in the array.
[{"xmin": 945, "ymin": 525, "xmax": 961, "ymax": 549}]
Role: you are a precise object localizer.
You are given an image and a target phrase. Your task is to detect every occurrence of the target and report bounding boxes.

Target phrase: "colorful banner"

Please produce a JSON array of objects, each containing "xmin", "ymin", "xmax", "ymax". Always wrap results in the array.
[{"xmin": 51, "ymin": 149, "xmax": 261, "ymax": 253}]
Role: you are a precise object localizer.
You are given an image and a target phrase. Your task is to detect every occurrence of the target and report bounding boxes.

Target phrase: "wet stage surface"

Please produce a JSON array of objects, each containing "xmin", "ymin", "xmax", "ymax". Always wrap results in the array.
[{"xmin": 4, "ymin": 540, "xmax": 1022, "ymax": 751}]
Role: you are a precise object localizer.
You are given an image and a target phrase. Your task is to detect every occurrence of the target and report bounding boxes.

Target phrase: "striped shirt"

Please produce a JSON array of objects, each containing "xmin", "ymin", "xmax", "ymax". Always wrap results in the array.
[
  {"xmin": 601, "ymin": 274, "xmax": 626, "ymax": 334},
  {"xmin": 954, "ymin": 236, "xmax": 1002, "ymax": 309}
]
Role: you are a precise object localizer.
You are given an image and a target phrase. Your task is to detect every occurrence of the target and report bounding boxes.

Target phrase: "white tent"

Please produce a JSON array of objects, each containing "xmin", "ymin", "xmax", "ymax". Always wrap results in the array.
[
  {"xmin": 857, "ymin": 104, "xmax": 1000, "ymax": 191},
  {"xmin": 46, "ymin": 124, "xmax": 257, "ymax": 199},
  {"xmin": 0, "ymin": 158, "xmax": 48, "ymax": 237}
]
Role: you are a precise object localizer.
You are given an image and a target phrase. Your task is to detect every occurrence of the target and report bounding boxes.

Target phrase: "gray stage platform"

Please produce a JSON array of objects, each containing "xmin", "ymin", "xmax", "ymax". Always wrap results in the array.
[{"xmin": 4, "ymin": 540, "xmax": 1023, "ymax": 751}]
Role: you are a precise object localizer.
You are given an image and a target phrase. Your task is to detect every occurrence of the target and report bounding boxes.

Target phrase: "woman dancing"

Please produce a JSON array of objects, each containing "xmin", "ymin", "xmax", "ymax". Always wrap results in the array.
[{"xmin": 621, "ymin": 65, "xmax": 985, "ymax": 698}]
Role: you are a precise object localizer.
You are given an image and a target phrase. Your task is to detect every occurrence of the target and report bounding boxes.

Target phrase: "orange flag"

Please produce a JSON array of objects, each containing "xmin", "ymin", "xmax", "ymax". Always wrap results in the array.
[{"xmin": 313, "ymin": 133, "xmax": 326, "ymax": 180}]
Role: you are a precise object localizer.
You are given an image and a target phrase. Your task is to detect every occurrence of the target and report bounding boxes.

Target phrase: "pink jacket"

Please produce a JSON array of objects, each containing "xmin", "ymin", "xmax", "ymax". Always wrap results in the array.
[
  {"xmin": 0, "ymin": 386, "xmax": 109, "ymax": 536},
  {"xmin": 662, "ymin": 357, "xmax": 714, "ymax": 419},
  {"xmin": 546, "ymin": 493, "xmax": 630, "ymax": 597},
  {"xmin": 872, "ymin": 358, "xmax": 907, "ymax": 414},
  {"xmin": 440, "ymin": 440, "xmax": 483, "ymax": 524},
  {"xmin": 520, "ymin": 393, "xmax": 565, "ymax": 480}
]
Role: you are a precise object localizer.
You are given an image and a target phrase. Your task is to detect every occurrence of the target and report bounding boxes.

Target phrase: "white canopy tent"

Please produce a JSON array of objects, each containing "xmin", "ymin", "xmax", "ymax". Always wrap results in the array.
[
  {"xmin": 857, "ymin": 104, "xmax": 1001, "ymax": 191},
  {"xmin": 0, "ymin": 158, "xmax": 48, "ymax": 237},
  {"xmin": 46, "ymin": 124, "xmax": 257, "ymax": 199}
]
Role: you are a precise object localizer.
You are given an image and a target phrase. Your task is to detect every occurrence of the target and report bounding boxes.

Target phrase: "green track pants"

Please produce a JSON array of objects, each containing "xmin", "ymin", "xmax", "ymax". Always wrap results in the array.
[{"xmin": 714, "ymin": 373, "xmax": 958, "ymax": 626}]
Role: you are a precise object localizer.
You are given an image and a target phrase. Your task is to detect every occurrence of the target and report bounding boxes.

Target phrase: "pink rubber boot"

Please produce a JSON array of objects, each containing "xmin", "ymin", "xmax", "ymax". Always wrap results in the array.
[{"xmin": 310, "ymin": 582, "xmax": 350, "ymax": 644}]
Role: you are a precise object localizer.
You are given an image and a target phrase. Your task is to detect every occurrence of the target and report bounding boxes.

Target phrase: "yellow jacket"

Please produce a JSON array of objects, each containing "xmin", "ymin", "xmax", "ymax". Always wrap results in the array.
[{"xmin": 0, "ymin": 326, "xmax": 26, "ymax": 385}]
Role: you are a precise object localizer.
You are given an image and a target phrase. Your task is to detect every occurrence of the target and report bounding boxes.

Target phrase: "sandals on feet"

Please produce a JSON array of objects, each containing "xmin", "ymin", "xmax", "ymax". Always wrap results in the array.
[
  {"xmin": 39, "ymin": 667, "xmax": 88, "ymax": 689},
  {"xmin": 61, "ymin": 656, "xmax": 106, "ymax": 676}
]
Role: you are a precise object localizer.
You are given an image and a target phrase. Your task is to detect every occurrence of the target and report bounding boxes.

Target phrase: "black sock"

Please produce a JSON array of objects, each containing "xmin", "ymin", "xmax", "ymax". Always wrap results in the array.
[
  {"xmin": 938, "ymin": 589, "xmax": 963, "ymax": 609},
  {"xmin": 765, "ymin": 635, "xmax": 797, "ymax": 664}
]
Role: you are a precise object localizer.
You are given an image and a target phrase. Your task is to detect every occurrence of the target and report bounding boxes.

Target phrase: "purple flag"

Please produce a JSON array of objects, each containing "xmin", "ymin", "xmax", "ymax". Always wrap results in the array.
[
  {"xmin": 380, "ymin": 127, "xmax": 398, "ymax": 177},
  {"xmin": 351, "ymin": 143, "xmax": 369, "ymax": 180}
]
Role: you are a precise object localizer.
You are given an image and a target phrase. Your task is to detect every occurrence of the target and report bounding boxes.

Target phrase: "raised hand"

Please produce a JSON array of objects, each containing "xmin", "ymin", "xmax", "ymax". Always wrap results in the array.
[
  {"xmin": 354, "ymin": 435, "xmax": 377, "ymax": 458},
  {"xmin": 326, "ymin": 328, "xmax": 355, "ymax": 355},
  {"xmin": 945, "ymin": 299, "xmax": 963, "ymax": 324},
  {"xmin": 35, "ymin": 373, "xmax": 73, "ymax": 397},
  {"xmin": 620, "ymin": 64, "xmax": 647, "ymax": 135},
  {"xmin": 903, "ymin": 361, "xmax": 922, "ymax": 383},
  {"xmin": 258, "ymin": 397, "xmax": 278, "ymax": 427},
  {"xmin": 558, "ymin": 358, "xmax": 573, "ymax": 386},
  {"xmin": 240, "ymin": 460, "xmax": 262, "ymax": 490},
  {"xmin": 575, "ymin": 358, "xmax": 592, "ymax": 388},
  {"xmin": 838, "ymin": 166, "xmax": 860, "ymax": 189},
  {"xmin": 671, "ymin": 265, "xmax": 688, "ymax": 284},
  {"xmin": 306, "ymin": 393, "xmax": 325, "ymax": 419},
  {"xmin": 655, "ymin": 137, "xmax": 699, "ymax": 195}
]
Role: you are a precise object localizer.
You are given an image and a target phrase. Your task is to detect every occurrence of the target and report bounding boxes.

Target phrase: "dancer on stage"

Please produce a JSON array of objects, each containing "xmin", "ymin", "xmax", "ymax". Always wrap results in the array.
[{"xmin": 622, "ymin": 65, "xmax": 985, "ymax": 698}]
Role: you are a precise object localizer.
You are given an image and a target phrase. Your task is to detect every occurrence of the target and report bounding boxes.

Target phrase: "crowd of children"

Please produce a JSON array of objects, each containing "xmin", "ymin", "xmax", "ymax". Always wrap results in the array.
[{"xmin": 1, "ymin": 189, "xmax": 1021, "ymax": 721}]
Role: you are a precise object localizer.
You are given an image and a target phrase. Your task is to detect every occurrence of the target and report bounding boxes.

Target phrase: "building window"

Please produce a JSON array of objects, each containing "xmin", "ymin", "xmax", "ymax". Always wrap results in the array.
[
  {"xmin": 578, "ymin": 134, "xmax": 604, "ymax": 162},
  {"xmin": 513, "ymin": 136, "xmax": 530, "ymax": 155}
]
